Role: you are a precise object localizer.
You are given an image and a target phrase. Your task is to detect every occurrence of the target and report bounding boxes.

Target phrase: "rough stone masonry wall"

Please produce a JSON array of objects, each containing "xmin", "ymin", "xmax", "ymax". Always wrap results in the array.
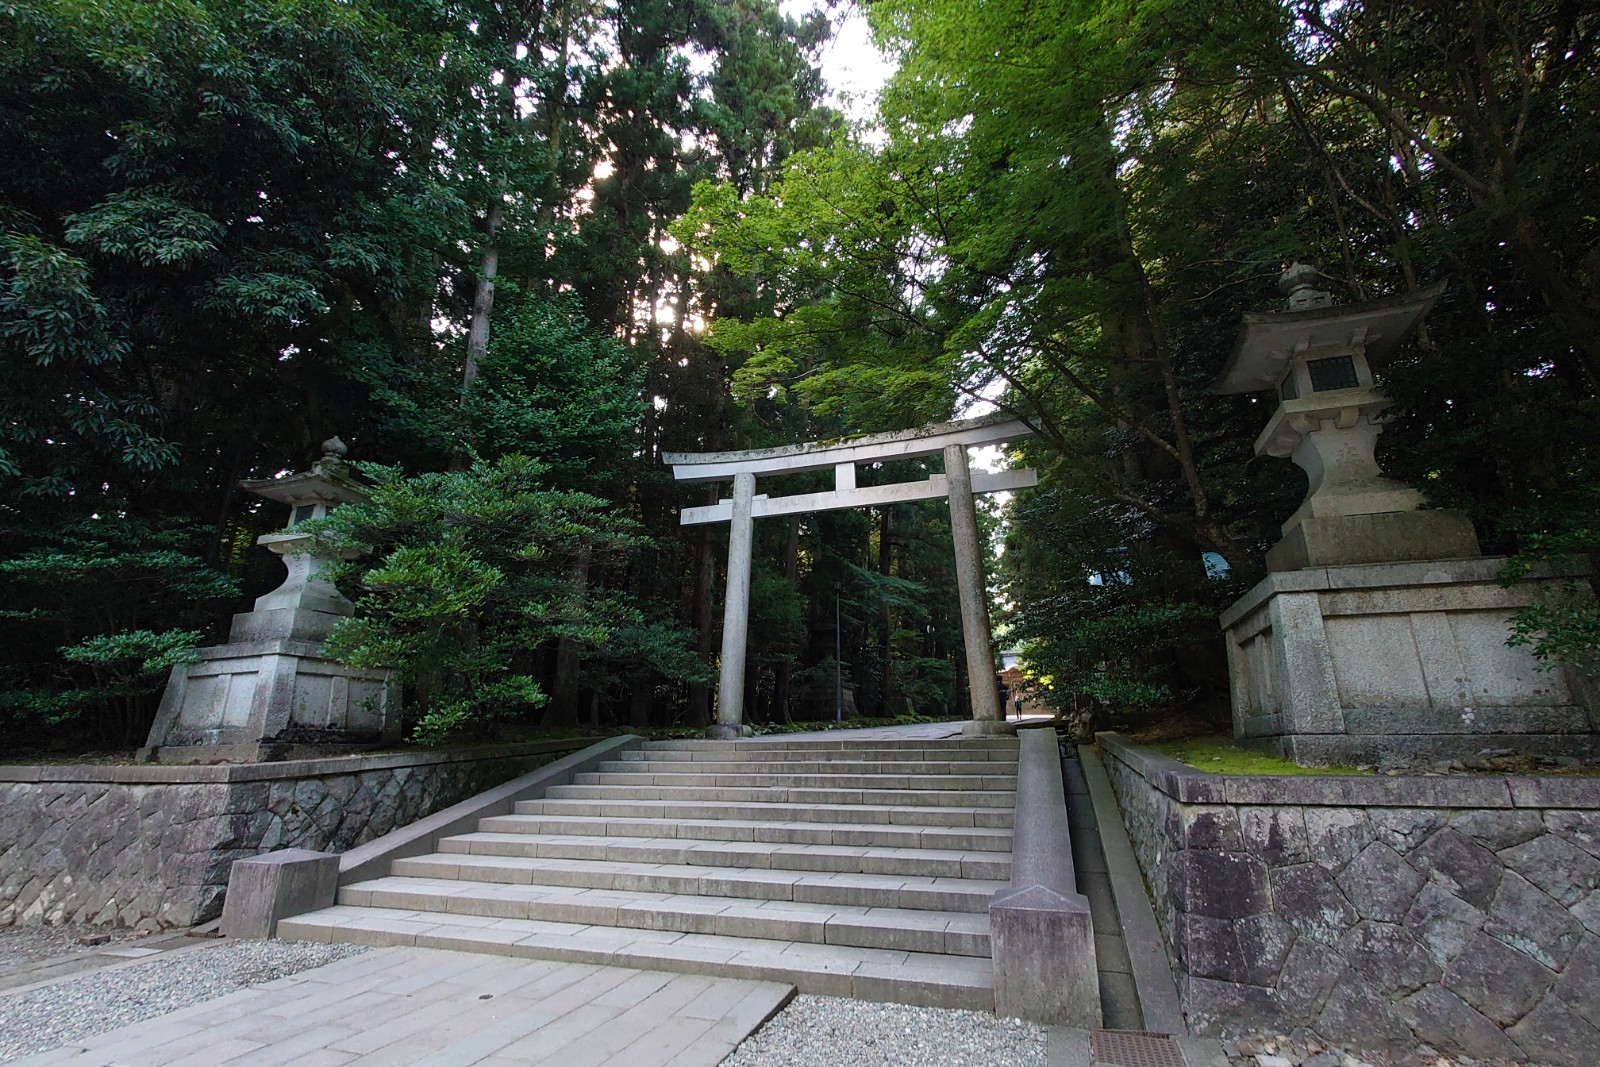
[
  {"xmin": 0, "ymin": 741, "xmax": 580, "ymax": 931},
  {"xmin": 1099, "ymin": 733, "xmax": 1600, "ymax": 1067}
]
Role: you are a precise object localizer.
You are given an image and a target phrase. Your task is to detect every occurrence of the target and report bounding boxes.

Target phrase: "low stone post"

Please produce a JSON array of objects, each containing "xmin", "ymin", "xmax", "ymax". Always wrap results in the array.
[
  {"xmin": 221, "ymin": 849, "xmax": 339, "ymax": 939},
  {"xmin": 990, "ymin": 728, "xmax": 1101, "ymax": 1027}
]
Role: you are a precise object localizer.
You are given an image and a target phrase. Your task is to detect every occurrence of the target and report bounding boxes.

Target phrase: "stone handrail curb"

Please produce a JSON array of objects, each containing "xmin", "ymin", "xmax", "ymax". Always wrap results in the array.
[
  {"xmin": 0, "ymin": 738, "xmax": 597, "ymax": 785},
  {"xmin": 338, "ymin": 734, "xmax": 643, "ymax": 885},
  {"xmin": 220, "ymin": 735, "xmax": 643, "ymax": 938},
  {"xmin": 1096, "ymin": 731, "xmax": 1600, "ymax": 809},
  {"xmin": 989, "ymin": 727, "xmax": 1101, "ymax": 1028}
]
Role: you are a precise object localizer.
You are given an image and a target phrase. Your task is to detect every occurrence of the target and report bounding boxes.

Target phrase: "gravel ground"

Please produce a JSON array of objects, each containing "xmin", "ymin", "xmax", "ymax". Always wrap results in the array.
[
  {"xmin": 0, "ymin": 925, "xmax": 146, "ymax": 969},
  {"xmin": 0, "ymin": 938, "xmax": 366, "ymax": 1062},
  {"xmin": 724, "ymin": 994, "xmax": 1047, "ymax": 1067}
]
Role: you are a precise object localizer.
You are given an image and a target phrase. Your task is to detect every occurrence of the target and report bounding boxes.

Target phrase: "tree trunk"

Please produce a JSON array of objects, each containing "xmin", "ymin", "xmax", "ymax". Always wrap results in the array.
[
  {"xmin": 877, "ymin": 506, "xmax": 893, "ymax": 716},
  {"xmin": 686, "ymin": 487, "xmax": 719, "ymax": 727},
  {"xmin": 627, "ymin": 679, "xmax": 651, "ymax": 729},
  {"xmin": 770, "ymin": 518, "xmax": 800, "ymax": 724},
  {"xmin": 549, "ymin": 546, "xmax": 590, "ymax": 725},
  {"xmin": 461, "ymin": 198, "xmax": 503, "ymax": 398}
]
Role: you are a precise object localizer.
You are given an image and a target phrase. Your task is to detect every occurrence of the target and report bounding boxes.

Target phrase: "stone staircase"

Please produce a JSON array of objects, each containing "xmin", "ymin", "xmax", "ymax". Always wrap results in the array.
[{"xmin": 280, "ymin": 735, "xmax": 1018, "ymax": 1009}]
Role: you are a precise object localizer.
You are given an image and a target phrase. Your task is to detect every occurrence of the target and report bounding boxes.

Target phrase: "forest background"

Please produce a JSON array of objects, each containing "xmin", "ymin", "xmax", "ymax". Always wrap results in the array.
[{"xmin": 2, "ymin": 0, "xmax": 1595, "ymax": 752}]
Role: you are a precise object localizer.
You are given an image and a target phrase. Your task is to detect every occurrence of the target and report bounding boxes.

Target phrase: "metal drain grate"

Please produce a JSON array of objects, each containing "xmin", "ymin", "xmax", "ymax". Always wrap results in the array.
[{"xmin": 1090, "ymin": 1029, "xmax": 1188, "ymax": 1067}]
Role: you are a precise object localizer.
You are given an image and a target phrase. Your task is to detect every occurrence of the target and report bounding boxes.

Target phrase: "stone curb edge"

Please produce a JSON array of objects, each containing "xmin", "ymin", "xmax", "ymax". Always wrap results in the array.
[
  {"xmin": 1096, "ymin": 732, "xmax": 1600, "ymax": 809},
  {"xmin": 0, "ymin": 738, "xmax": 603, "ymax": 786}
]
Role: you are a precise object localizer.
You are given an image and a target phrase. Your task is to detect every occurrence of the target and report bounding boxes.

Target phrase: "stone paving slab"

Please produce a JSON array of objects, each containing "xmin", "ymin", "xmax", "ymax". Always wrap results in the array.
[{"xmin": 5, "ymin": 946, "xmax": 794, "ymax": 1067}]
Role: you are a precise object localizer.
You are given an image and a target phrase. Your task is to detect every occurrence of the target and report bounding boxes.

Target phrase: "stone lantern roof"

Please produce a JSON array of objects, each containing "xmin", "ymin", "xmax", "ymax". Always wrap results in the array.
[
  {"xmin": 239, "ymin": 437, "xmax": 369, "ymax": 509},
  {"xmin": 1212, "ymin": 280, "xmax": 1445, "ymax": 396}
]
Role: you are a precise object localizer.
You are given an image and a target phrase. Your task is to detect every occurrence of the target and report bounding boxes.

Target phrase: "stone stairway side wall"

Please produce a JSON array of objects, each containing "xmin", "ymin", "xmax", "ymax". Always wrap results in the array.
[
  {"xmin": 1098, "ymin": 732, "xmax": 1600, "ymax": 1067},
  {"xmin": 0, "ymin": 740, "xmax": 587, "ymax": 931}
]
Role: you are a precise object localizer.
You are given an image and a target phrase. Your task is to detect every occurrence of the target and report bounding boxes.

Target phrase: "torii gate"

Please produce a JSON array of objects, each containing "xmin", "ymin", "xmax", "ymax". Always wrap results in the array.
[{"xmin": 664, "ymin": 415, "xmax": 1037, "ymax": 738}]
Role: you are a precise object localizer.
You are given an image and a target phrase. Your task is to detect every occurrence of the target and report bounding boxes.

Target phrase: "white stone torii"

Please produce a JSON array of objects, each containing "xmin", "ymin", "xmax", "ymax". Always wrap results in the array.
[{"xmin": 664, "ymin": 415, "xmax": 1037, "ymax": 738}]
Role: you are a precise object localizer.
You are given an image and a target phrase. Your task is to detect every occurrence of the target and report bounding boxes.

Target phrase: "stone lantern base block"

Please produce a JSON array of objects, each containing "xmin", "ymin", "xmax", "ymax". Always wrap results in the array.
[
  {"xmin": 1266, "ymin": 508, "xmax": 1481, "ymax": 573},
  {"xmin": 226, "ymin": 605, "xmax": 347, "ymax": 644},
  {"xmin": 1221, "ymin": 557, "xmax": 1598, "ymax": 767},
  {"xmin": 141, "ymin": 640, "xmax": 400, "ymax": 764}
]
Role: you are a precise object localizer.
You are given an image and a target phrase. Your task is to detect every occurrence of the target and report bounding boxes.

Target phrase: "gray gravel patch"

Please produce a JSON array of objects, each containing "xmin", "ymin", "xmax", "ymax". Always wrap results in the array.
[
  {"xmin": 0, "ymin": 925, "xmax": 143, "ymax": 969},
  {"xmin": 0, "ymin": 938, "xmax": 365, "ymax": 1062},
  {"xmin": 724, "ymin": 994, "xmax": 1047, "ymax": 1067}
]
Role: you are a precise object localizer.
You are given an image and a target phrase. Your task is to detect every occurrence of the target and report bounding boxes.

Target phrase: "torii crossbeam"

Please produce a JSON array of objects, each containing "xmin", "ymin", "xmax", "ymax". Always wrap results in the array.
[{"xmin": 664, "ymin": 415, "xmax": 1037, "ymax": 737}]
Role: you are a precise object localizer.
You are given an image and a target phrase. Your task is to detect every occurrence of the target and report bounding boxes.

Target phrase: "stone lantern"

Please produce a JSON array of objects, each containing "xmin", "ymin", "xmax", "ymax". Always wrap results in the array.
[
  {"xmin": 1210, "ymin": 268, "xmax": 1595, "ymax": 767},
  {"xmin": 229, "ymin": 438, "xmax": 368, "ymax": 643},
  {"xmin": 1214, "ymin": 266, "xmax": 1476, "ymax": 571},
  {"xmin": 141, "ymin": 439, "xmax": 400, "ymax": 763}
]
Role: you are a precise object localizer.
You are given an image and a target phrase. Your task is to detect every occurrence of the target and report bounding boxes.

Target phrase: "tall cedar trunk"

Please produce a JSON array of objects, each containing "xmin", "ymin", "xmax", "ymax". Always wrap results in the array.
[
  {"xmin": 461, "ymin": 198, "xmax": 503, "ymax": 397},
  {"xmin": 686, "ymin": 485, "xmax": 719, "ymax": 727},
  {"xmin": 770, "ymin": 517, "xmax": 800, "ymax": 723},
  {"xmin": 877, "ymin": 507, "xmax": 892, "ymax": 716},
  {"xmin": 628, "ymin": 680, "xmax": 650, "ymax": 729},
  {"xmin": 744, "ymin": 656, "xmax": 759, "ymax": 726},
  {"xmin": 1504, "ymin": 215, "xmax": 1600, "ymax": 392},
  {"xmin": 549, "ymin": 546, "xmax": 590, "ymax": 724}
]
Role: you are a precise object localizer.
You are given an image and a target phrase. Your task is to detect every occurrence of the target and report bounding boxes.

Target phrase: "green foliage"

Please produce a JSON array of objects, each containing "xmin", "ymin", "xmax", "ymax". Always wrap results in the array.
[
  {"xmin": 313, "ymin": 455, "xmax": 702, "ymax": 743},
  {"xmin": 1503, "ymin": 486, "xmax": 1600, "ymax": 679},
  {"xmin": 467, "ymin": 294, "xmax": 646, "ymax": 485},
  {"xmin": 0, "ymin": 514, "xmax": 236, "ymax": 746},
  {"xmin": 684, "ymin": 0, "xmax": 1600, "ymax": 737},
  {"xmin": 1003, "ymin": 476, "xmax": 1235, "ymax": 718}
]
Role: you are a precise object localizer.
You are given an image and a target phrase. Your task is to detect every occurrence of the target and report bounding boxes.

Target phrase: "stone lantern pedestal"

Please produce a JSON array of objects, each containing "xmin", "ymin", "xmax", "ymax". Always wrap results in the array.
[
  {"xmin": 140, "ymin": 441, "xmax": 400, "ymax": 764},
  {"xmin": 1213, "ymin": 269, "xmax": 1596, "ymax": 767}
]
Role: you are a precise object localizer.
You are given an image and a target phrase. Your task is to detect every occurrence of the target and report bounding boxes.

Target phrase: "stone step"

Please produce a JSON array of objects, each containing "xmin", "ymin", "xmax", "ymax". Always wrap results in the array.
[
  {"xmin": 334, "ymin": 877, "xmax": 992, "ymax": 957},
  {"xmin": 476, "ymin": 813, "xmax": 1014, "ymax": 853},
  {"xmin": 512, "ymin": 798, "xmax": 1015, "ymax": 829},
  {"xmin": 279, "ymin": 905, "xmax": 995, "ymax": 1010},
  {"xmin": 542, "ymin": 784, "xmax": 1017, "ymax": 808},
  {"xmin": 576, "ymin": 771, "xmax": 1018, "ymax": 791},
  {"xmin": 599, "ymin": 758, "xmax": 1015, "ymax": 776},
  {"xmin": 388, "ymin": 853, "xmax": 1005, "ymax": 913},
  {"xmin": 631, "ymin": 744, "xmax": 1016, "ymax": 761},
  {"xmin": 438, "ymin": 830, "xmax": 1012, "ymax": 880},
  {"xmin": 642, "ymin": 737, "xmax": 1015, "ymax": 750}
]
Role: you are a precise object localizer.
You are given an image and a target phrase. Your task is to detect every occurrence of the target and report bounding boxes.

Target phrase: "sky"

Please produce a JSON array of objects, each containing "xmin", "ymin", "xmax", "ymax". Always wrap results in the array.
[{"xmin": 782, "ymin": 1, "xmax": 897, "ymax": 124}]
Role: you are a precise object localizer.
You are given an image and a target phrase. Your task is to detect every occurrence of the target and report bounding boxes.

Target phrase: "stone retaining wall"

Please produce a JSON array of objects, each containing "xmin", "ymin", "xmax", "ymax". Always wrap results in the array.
[
  {"xmin": 1099, "ymin": 732, "xmax": 1600, "ymax": 1066},
  {"xmin": 0, "ymin": 740, "xmax": 586, "ymax": 930}
]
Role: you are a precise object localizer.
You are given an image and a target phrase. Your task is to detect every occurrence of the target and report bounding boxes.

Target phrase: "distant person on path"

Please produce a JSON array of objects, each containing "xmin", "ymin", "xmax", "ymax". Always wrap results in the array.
[{"xmin": 1014, "ymin": 693, "xmax": 1024, "ymax": 718}]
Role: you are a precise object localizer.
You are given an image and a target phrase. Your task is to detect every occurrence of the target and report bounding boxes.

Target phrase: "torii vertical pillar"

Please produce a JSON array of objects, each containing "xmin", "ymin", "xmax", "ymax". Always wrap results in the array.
[
  {"xmin": 945, "ymin": 443, "xmax": 1005, "ymax": 735},
  {"xmin": 711, "ymin": 472, "xmax": 757, "ymax": 739}
]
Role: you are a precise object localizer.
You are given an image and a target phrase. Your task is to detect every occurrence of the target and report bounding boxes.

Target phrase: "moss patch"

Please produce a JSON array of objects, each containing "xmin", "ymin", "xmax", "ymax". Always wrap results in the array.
[{"xmin": 1146, "ymin": 735, "xmax": 1372, "ymax": 776}]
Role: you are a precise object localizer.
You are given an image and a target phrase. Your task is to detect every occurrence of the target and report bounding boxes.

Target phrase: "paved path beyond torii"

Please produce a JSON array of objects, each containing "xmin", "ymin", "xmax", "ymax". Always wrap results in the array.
[{"xmin": 8, "ymin": 948, "xmax": 792, "ymax": 1067}]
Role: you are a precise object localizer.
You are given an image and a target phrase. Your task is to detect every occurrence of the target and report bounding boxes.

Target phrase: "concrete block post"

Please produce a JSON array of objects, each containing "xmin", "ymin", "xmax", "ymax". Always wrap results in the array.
[
  {"xmin": 711, "ymin": 471, "xmax": 757, "ymax": 738},
  {"xmin": 944, "ymin": 443, "xmax": 1003, "ymax": 734},
  {"xmin": 990, "ymin": 883, "xmax": 1099, "ymax": 1025},
  {"xmin": 990, "ymin": 728, "xmax": 1101, "ymax": 1027},
  {"xmin": 221, "ymin": 848, "xmax": 339, "ymax": 939}
]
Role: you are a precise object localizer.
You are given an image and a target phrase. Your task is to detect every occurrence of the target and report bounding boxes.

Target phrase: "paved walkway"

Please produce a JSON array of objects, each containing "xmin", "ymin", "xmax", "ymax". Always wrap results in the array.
[{"xmin": 9, "ymin": 947, "xmax": 793, "ymax": 1067}]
